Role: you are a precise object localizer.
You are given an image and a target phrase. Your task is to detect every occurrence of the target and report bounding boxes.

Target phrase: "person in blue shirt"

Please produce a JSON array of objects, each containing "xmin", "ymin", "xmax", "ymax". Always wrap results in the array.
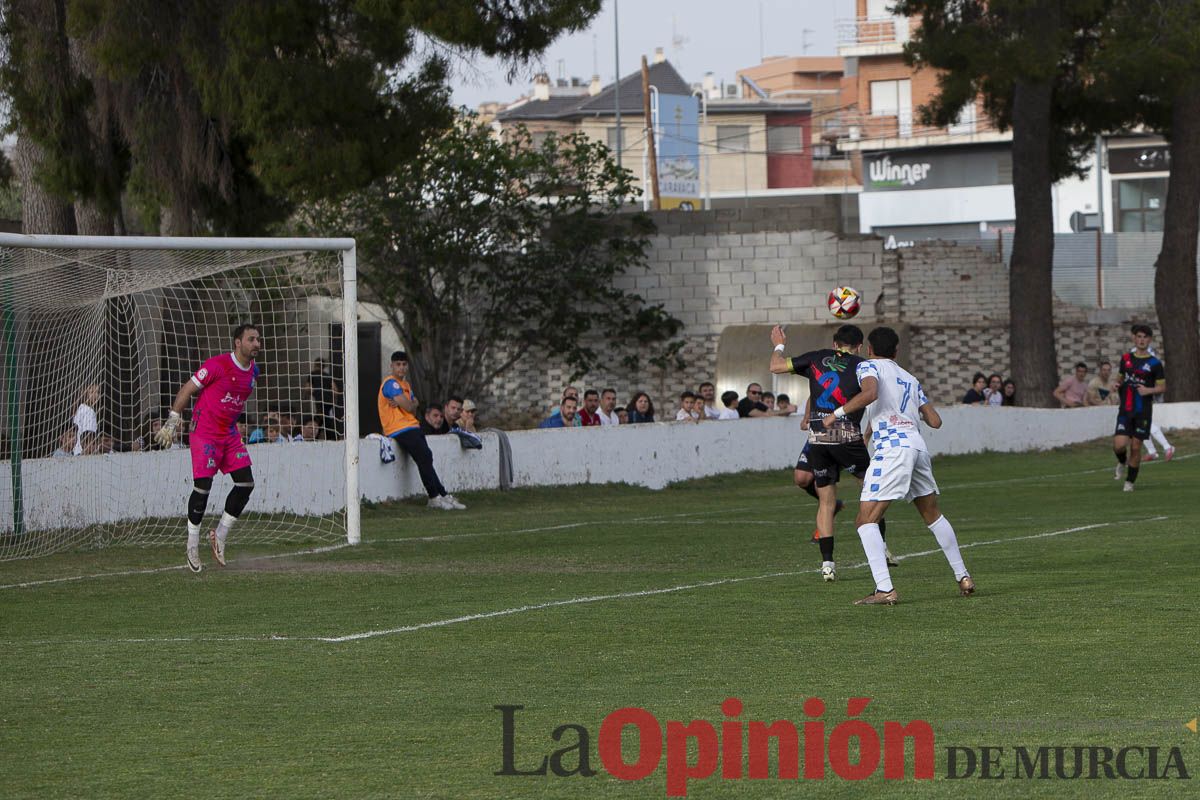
[{"xmin": 539, "ymin": 396, "xmax": 579, "ymax": 428}]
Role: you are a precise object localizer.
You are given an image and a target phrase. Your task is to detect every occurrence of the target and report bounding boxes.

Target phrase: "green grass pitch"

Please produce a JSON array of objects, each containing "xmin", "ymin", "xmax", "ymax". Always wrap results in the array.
[{"xmin": 2, "ymin": 433, "xmax": 1199, "ymax": 798}]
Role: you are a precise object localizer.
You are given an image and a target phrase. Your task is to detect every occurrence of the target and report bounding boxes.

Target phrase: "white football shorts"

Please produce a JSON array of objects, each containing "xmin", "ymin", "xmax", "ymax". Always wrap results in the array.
[{"xmin": 860, "ymin": 447, "xmax": 939, "ymax": 503}]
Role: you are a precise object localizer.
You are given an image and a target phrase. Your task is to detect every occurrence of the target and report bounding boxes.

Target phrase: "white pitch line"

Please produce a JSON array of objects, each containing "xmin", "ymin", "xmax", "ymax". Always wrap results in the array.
[
  {"xmin": 3, "ymin": 516, "xmax": 1167, "ymax": 648},
  {"xmin": 0, "ymin": 509, "xmax": 751, "ymax": 591},
  {"xmin": 941, "ymin": 452, "xmax": 1197, "ymax": 490},
  {"xmin": 0, "ymin": 542, "xmax": 352, "ymax": 591}
]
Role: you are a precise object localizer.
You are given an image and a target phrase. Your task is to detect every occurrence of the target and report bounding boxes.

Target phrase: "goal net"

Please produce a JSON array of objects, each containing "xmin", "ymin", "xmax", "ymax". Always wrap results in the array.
[{"xmin": 0, "ymin": 234, "xmax": 360, "ymax": 561}]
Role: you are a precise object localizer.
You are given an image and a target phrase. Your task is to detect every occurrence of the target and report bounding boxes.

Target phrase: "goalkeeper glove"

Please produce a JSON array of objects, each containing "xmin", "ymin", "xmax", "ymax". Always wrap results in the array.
[{"xmin": 155, "ymin": 411, "xmax": 181, "ymax": 448}]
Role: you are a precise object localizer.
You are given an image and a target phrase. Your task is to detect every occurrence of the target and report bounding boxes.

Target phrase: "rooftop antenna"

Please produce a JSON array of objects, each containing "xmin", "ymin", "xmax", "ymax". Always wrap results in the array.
[
  {"xmin": 671, "ymin": 15, "xmax": 689, "ymax": 70},
  {"xmin": 801, "ymin": 28, "xmax": 815, "ymax": 55},
  {"xmin": 758, "ymin": 1, "xmax": 764, "ymax": 62}
]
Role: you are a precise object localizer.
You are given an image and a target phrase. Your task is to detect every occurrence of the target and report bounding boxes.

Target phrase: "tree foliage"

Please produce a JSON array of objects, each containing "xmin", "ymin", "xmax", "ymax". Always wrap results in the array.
[
  {"xmin": 302, "ymin": 123, "xmax": 685, "ymax": 405},
  {"xmin": 1, "ymin": 0, "xmax": 602, "ymax": 234},
  {"xmin": 895, "ymin": 0, "xmax": 1114, "ymax": 407}
]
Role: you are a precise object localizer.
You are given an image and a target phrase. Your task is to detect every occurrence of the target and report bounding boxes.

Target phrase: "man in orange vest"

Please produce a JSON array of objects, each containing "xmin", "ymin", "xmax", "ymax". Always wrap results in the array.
[{"xmin": 378, "ymin": 351, "xmax": 465, "ymax": 510}]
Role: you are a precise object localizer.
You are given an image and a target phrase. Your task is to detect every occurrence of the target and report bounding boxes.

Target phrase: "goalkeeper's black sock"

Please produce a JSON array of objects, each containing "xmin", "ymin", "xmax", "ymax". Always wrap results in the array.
[
  {"xmin": 818, "ymin": 535, "xmax": 835, "ymax": 562},
  {"xmin": 801, "ymin": 482, "xmax": 818, "ymax": 501},
  {"xmin": 1127, "ymin": 466, "xmax": 1140, "ymax": 484},
  {"xmin": 1115, "ymin": 450, "xmax": 1127, "ymax": 465},
  {"xmin": 879, "ymin": 517, "xmax": 887, "ymax": 540}
]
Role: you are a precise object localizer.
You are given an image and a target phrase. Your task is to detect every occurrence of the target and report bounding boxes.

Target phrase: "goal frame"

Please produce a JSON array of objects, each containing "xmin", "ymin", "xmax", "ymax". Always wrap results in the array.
[{"xmin": 0, "ymin": 232, "xmax": 361, "ymax": 546}]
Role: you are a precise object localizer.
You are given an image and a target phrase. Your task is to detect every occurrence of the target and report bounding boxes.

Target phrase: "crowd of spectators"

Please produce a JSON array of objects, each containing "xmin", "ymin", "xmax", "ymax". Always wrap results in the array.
[
  {"xmin": 961, "ymin": 372, "xmax": 1017, "ymax": 406},
  {"xmin": 534, "ymin": 380, "xmax": 798, "ymax": 430}
]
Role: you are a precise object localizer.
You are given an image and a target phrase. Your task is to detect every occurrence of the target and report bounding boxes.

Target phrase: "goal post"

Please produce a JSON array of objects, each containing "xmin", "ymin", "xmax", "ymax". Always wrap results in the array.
[{"xmin": 0, "ymin": 233, "xmax": 361, "ymax": 559}]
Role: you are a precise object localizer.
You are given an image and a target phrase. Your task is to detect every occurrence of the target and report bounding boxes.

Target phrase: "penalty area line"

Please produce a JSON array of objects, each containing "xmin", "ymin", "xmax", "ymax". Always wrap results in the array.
[{"xmin": 6, "ymin": 515, "xmax": 1165, "ymax": 647}]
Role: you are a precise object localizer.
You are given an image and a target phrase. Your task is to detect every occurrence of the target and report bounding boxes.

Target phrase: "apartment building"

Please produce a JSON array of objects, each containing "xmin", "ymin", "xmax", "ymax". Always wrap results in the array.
[{"xmin": 492, "ymin": 56, "xmax": 816, "ymax": 202}]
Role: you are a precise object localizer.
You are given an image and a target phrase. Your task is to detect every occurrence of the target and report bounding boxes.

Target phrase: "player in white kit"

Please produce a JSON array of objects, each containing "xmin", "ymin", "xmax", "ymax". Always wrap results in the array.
[{"xmin": 821, "ymin": 327, "xmax": 975, "ymax": 606}]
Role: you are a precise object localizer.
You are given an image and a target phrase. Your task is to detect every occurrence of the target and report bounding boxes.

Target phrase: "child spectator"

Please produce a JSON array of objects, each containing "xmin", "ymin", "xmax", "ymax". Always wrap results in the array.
[
  {"xmin": 962, "ymin": 372, "xmax": 987, "ymax": 405},
  {"xmin": 675, "ymin": 391, "xmax": 701, "ymax": 423},
  {"xmin": 719, "ymin": 390, "xmax": 740, "ymax": 420}
]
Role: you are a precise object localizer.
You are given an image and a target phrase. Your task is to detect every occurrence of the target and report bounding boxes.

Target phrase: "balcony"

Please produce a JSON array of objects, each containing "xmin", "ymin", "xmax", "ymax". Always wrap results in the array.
[
  {"xmin": 834, "ymin": 110, "xmax": 1008, "ymax": 151},
  {"xmin": 836, "ymin": 15, "xmax": 914, "ymax": 57}
]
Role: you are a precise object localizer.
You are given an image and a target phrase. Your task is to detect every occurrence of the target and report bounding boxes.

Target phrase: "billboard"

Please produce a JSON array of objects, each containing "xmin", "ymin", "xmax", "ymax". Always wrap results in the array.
[{"xmin": 654, "ymin": 93, "xmax": 701, "ymax": 210}]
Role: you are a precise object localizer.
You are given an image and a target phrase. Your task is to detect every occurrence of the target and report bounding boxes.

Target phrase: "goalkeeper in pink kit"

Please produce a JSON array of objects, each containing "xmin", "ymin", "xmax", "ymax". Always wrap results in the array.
[{"xmin": 156, "ymin": 324, "xmax": 261, "ymax": 572}]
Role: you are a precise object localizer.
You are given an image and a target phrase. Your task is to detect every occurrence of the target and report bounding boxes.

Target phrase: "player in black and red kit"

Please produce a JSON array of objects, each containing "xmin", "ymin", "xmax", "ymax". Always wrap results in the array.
[
  {"xmin": 1113, "ymin": 324, "xmax": 1166, "ymax": 492},
  {"xmin": 770, "ymin": 324, "xmax": 891, "ymax": 581}
]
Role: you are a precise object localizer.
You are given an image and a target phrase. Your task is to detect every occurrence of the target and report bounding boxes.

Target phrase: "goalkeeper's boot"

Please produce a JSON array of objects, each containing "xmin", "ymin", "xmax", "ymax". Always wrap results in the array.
[
  {"xmin": 186, "ymin": 543, "xmax": 203, "ymax": 573},
  {"xmin": 208, "ymin": 529, "xmax": 226, "ymax": 567},
  {"xmin": 958, "ymin": 575, "xmax": 976, "ymax": 597},
  {"xmin": 821, "ymin": 561, "xmax": 836, "ymax": 582},
  {"xmin": 854, "ymin": 589, "xmax": 898, "ymax": 606}
]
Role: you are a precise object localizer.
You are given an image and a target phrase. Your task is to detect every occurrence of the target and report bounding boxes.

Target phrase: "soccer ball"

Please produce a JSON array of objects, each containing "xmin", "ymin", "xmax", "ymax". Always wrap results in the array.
[{"xmin": 827, "ymin": 286, "xmax": 861, "ymax": 319}]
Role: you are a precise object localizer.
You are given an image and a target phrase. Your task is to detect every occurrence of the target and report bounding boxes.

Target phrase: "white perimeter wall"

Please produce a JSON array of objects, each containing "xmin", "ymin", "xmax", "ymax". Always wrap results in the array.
[{"xmin": 6, "ymin": 403, "xmax": 1200, "ymax": 532}]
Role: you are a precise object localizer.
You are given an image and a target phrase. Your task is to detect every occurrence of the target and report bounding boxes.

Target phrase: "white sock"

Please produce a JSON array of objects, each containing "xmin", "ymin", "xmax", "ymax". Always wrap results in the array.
[
  {"xmin": 186, "ymin": 522, "xmax": 201, "ymax": 549},
  {"xmin": 1151, "ymin": 424, "xmax": 1170, "ymax": 450},
  {"xmin": 216, "ymin": 512, "xmax": 236, "ymax": 545},
  {"xmin": 822, "ymin": 560, "xmax": 835, "ymax": 568},
  {"xmin": 856, "ymin": 523, "xmax": 893, "ymax": 592},
  {"xmin": 928, "ymin": 515, "xmax": 968, "ymax": 581}
]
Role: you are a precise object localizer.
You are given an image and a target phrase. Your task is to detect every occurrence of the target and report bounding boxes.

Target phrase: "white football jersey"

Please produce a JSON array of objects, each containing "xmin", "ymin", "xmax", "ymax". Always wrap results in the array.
[{"xmin": 855, "ymin": 359, "xmax": 930, "ymax": 453}]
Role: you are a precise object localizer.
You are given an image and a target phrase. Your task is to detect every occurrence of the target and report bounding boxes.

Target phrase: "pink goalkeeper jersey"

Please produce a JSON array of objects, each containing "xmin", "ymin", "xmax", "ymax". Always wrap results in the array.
[{"xmin": 191, "ymin": 353, "xmax": 259, "ymax": 436}]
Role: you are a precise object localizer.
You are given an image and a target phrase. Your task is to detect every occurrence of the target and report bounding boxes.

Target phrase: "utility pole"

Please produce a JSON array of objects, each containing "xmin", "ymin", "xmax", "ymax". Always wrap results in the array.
[
  {"xmin": 642, "ymin": 55, "xmax": 661, "ymax": 210},
  {"xmin": 614, "ymin": 0, "xmax": 622, "ymax": 168}
]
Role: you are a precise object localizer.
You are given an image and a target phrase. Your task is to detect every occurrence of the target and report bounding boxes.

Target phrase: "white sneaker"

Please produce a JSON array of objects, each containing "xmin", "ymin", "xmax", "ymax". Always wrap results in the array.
[
  {"xmin": 1123, "ymin": 481, "xmax": 1135, "ymax": 492},
  {"xmin": 208, "ymin": 529, "xmax": 226, "ymax": 567},
  {"xmin": 821, "ymin": 562, "xmax": 836, "ymax": 582},
  {"xmin": 427, "ymin": 495, "xmax": 454, "ymax": 510},
  {"xmin": 444, "ymin": 494, "xmax": 467, "ymax": 510},
  {"xmin": 186, "ymin": 543, "xmax": 203, "ymax": 573},
  {"xmin": 1114, "ymin": 464, "xmax": 1125, "ymax": 480}
]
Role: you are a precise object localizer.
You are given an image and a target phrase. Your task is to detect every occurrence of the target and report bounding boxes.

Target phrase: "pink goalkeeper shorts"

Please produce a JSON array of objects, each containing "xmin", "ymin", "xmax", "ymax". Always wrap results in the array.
[{"xmin": 190, "ymin": 430, "xmax": 252, "ymax": 479}]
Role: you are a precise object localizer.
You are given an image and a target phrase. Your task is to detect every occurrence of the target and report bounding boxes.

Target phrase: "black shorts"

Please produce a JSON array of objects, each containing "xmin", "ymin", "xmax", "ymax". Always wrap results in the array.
[
  {"xmin": 1115, "ymin": 412, "xmax": 1152, "ymax": 441},
  {"xmin": 795, "ymin": 441, "xmax": 813, "ymax": 472},
  {"xmin": 807, "ymin": 440, "xmax": 872, "ymax": 488}
]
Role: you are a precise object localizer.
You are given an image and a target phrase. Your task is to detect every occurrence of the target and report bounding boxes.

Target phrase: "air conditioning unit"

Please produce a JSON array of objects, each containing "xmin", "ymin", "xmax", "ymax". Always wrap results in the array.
[{"xmin": 725, "ymin": 84, "xmax": 739, "ymax": 98}]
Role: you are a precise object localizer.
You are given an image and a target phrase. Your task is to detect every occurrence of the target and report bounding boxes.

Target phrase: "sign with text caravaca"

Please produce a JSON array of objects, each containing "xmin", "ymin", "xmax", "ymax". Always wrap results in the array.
[{"xmin": 655, "ymin": 93, "xmax": 702, "ymax": 210}]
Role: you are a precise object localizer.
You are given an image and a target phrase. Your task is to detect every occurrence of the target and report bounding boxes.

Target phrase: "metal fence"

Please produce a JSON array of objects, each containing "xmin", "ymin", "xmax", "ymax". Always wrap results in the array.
[{"xmin": 947, "ymin": 232, "xmax": 1181, "ymax": 309}]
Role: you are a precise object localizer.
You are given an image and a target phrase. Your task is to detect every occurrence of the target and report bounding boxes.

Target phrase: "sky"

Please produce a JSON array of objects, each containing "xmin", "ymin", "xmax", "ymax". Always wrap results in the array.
[{"xmin": 449, "ymin": 0, "xmax": 855, "ymax": 110}]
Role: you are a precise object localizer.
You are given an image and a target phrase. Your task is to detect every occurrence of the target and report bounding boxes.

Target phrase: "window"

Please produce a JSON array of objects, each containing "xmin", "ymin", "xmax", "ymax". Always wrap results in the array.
[
  {"xmin": 716, "ymin": 125, "xmax": 751, "ymax": 152},
  {"xmin": 530, "ymin": 131, "xmax": 552, "ymax": 149},
  {"xmin": 1115, "ymin": 178, "xmax": 1167, "ymax": 232},
  {"xmin": 948, "ymin": 102, "xmax": 976, "ymax": 135},
  {"xmin": 869, "ymin": 79, "xmax": 912, "ymax": 135},
  {"xmin": 767, "ymin": 125, "xmax": 803, "ymax": 154},
  {"xmin": 605, "ymin": 126, "xmax": 625, "ymax": 152}
]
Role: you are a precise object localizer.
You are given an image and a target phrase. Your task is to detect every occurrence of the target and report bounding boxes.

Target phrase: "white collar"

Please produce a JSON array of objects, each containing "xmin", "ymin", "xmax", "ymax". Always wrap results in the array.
[{"xmin": 229, "ymin": 352, "xmax": 253, "ymax": 371}]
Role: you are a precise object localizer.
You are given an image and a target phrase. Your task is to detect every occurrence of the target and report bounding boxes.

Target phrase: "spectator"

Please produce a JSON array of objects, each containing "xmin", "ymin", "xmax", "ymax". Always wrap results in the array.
[
  {"xmin": 984, "ymin": 373, "xmax": 1004, "ymax": 407},
  {"xmin": 1087, "ymin": 362, "xmax": 1118, "ymax": 406},
  {"xmin": 539, "ymin": 396, "xmax": 579, "ymax": 428},
  {"xmin": 295, "ymin": 417, "xmax": 321, "ymax": 442},
  {"xmin": 72, "ymin": 383, "xmax": 100, "ymax": 454},
  {"xmin": 578, "ymin": 389, "xmax": 602, "ymax": 426},
  {"xmin": 776, "ymin": 393, "xmax": 797, "ymax": 415},
  {"xmin": 549, "ymin": 387, "xmax": 583, "ymax": 427},
  {"xmin": 596, "ymin": 388, "xmax": 620, "ymax": 426},
  {"xmin": 265, "ymin": 424, "xmax": 288, "ymax": 444},
  {"xmin": 675, "ymin": 391, "xmax": 701, "ymax": 423},
  {"xmin": 247, "ymin": 416, "xmax": 267, "ymax": 444},
  {"xmin": 422, "ymin": 403, "xmax": 450, "ymax": 435},
  {"xmin": 378, "ymin": 350, "xmax": 465, "ymax": 510},
  {"xmin": 1002, "ymin": 379, "xmax": 1018, "ymax": 406},
  {"xmin": 1053, "ymin": 362, "xmax": 1090, "ymax": 408},
  {"xmin": 761, "ymin": 391, "xmax": 776, "ymax": 411},
  {"xmin": 697, "ymin": 382, "xmax": 722, "ymax": 420},
  {"xmin": 616, "ymin": 406, "xmax": 629, "ymax": 424},
  {"xmin": 737, "ymin": 383, "xmax": 785, "ymax": 418},
  {"xmin": 627, "ymin": 392, "xmax": 655, "ymax": 423},
  {"xmin": 237, "ymin": 419, "xmax": 251, "ymax": 442},
  {"xmin": 279, "ymin": 413, "xmax": 298, "ymax": 440},
  {"xmin": 305, "ymin": 358, "xmax": 336, "ymax": 418},
  {"xmin": 718, "ymin": 390, "xmax": 741, "ymax": 420},
  {"xmin": 961, "ymin": 372, "xmax": 987, "ymax": 405},
  {"xmin": 459, "ymin": 400, "xmax": 479, "ymax": 433},
  {"xmin": 52, "ymin": 426, "xmax": 76, "ymax": 457},
  {"xmin": 444, "ymin": 397, "xmax": 464, "ymax": 430}
]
